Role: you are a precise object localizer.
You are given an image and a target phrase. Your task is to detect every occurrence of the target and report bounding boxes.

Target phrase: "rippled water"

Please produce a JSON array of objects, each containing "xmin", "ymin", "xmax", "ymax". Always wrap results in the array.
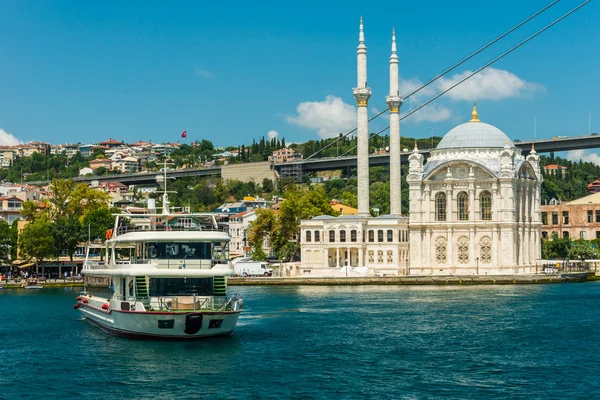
[{"xmin": 2, "ymin": 283, "xmax": 600, "ymax": 399}]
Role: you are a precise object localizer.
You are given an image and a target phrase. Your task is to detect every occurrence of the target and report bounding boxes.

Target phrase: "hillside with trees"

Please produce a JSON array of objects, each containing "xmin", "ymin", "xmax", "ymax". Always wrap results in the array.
[{"xmin": 539, "ymin": 153, "xmax": 600, "ymax": 203}]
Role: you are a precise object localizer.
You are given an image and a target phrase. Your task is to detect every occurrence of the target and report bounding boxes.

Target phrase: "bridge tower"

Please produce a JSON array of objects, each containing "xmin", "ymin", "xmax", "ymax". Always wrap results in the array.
[
  {"xmin": 386, "ymin": 28, "xmax": 403, "ymax": 216},
  {"xmin": 352, "ymin": 17, "xmax": 372, "ymax": 216}
]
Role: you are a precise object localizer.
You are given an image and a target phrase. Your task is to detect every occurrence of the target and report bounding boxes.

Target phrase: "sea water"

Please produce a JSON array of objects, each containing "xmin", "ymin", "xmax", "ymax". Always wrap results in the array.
[{"xmin": 1, "ymin": 283, "xmax": 600, "ymax": 399}]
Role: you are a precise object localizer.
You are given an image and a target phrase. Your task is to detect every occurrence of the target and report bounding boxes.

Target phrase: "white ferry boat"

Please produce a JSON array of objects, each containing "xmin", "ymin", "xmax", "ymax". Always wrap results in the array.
[{"xmin": 75, "ymin": 192, "xmax": 242, "ymax": 340}]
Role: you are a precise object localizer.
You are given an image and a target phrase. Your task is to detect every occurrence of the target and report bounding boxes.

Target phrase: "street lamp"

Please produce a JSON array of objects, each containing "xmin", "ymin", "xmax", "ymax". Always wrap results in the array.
[{"xmin": 476, "ymin": 257, "xmax": 479, "ymax": 275}]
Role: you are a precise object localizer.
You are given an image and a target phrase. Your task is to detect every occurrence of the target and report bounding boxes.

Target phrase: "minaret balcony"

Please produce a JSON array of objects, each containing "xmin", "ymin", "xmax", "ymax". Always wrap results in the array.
[
  {"xmin": 386, "ymin": 95, "xmax": 404, "ymax": 113},
  {"xmin": 353, "ymin": 87, "xmax": 372, "ymax": 107}
]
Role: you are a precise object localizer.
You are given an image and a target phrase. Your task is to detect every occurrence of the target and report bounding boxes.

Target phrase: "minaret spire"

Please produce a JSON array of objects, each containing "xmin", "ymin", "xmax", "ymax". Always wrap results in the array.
[
  {"xmin": 353, "ymin": 17, "xmax": 372, "ymax": 217},
  {"xmin": 387, "ymin": 28, "xmax": 403, "ymax": 215}
]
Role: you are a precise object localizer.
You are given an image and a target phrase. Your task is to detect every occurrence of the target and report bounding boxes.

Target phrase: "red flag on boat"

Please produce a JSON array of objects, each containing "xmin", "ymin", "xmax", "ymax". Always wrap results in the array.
[{"xmin": 181, "ymin": 130, "xmax": 187, "ymax": 138}]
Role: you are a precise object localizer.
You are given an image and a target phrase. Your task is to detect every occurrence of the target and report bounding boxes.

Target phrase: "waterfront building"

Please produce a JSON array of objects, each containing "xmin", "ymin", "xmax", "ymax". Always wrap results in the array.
[
  {"xmin": 300, "ymin": 20, "xmax": 409, "ymax": 276},
  {"xmin": 0, "ymin": 148, "xmax": 16, "ymax": 168},
  {"xmin": 587, "ymin": 180, "xmax": 600, "ymax": 194},
  {"xmin": 228, "ymin": 210, "xmax": 272, "ymax": 258},
  {"xmin": 543, "ymin": 164, "xmax": 567, "ymax": 178},
  {"xmin": 330, "ymin": 200, "xmax": 358, "ymax": 216},
  {"xmin": 0, "ymin": 195, "xmax": 23, "ymax": 224},
  {"xmin": 98, "ymin": 138, "xmax": 124, "ymax": 148},
  {"xmin": 269, "ymin": 148, "xmax": 302, "ymax": 164},
  {"xmin": 407, "ymin": 106, "xmax": 543, "ymax": 274},
  {"xmin": 541, "ymin": 191, "xmax": 600, "ymax": 240}
]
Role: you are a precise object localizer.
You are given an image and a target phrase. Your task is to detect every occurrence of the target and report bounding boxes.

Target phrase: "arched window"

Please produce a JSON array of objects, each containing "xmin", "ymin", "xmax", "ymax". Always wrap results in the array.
[
  {"xmin": 340, "ymin": 230, "xmax": 346, "ymax": 242},
  {"xmin": 457, "ymin": 192, "xmax": 469, "ymax": 221},
  {"xmin": 457, "ymin": 235, "xmax": 469, "ymax": 264},
  {"xmin": 368, "ymin": 230, "xmax": 374, "ymax": 242},
  {"xmin": 387, "ymin": 229, "xmax": 393, "ymax": 242},
  {"xmin": 378, "ymin": 230, "xmax": 384, "ymax": 242},
  {"xmin": 435, "ymin": 192, "xmax": 447, "ymax": 221},
  {"xmin": 305, "ymin": 231, "xmax": 312, "ymax": 242},
  {"xmin": 435, "ymin": 237, "xmax": 447, "ymax": 264},
  {"xmin": 480, "ymin": 191, "xmax": 492, "ymax": 221},
  {"xmin": 315, "ymin": 231, "xmax": 320, "ymax": 242},
  {"xmin": 329, "ymin": 230, "xmax": 335, "ymax": 242},
  {"xmin": 351, "ymin": 230, "xmax": 357, "ymax": 242}
]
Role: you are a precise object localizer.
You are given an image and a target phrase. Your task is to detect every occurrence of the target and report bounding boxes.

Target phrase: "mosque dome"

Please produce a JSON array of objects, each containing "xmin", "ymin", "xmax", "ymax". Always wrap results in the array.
[{"xmin": 435, "ymin": 104, "xmax": 513, "ymax": 150}]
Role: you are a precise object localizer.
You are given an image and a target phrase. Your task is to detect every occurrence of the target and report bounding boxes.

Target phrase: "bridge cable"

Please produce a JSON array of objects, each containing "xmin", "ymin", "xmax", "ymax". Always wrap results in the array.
[
  {"xmin": 338, "ymin": 0, "xmax": 590, "ymax": 158},
  {"xmin": 304, "ymin": 0, "xmax": 560, "ymax": 160}
]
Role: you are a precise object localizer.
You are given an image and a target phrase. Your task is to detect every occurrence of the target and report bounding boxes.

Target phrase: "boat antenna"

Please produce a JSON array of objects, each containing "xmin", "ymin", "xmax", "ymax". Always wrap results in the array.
[{"xmin": 155, "ymin": 158, "xmax": 177, "ymax": 215}]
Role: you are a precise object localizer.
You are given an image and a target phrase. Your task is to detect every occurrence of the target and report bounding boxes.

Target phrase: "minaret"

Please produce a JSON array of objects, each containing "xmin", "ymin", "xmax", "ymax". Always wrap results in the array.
[
  {"xmin": 353, "ymin": 17, "xmax": 372, "ymax": 216},
  {"xmin": 386, "ymin": 28, "xmax": 403, "ymax": 216}
]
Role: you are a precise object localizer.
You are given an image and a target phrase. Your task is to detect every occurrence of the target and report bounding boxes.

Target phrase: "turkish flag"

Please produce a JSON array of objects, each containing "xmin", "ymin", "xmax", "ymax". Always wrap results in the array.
[{"xmin": 181, "ymin": 131, "xmax": 187, "ymax": 138}]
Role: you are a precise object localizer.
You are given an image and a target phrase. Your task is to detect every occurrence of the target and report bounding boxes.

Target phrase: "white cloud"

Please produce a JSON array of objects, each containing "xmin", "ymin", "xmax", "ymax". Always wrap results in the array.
[
  {"xmin": 436, "ymin": 67, "xmax": 544, "ymax": 101},
  {"xmin": 193, "ymin": 67, "xmax": 214, "ymax": 79},
  {"xmin": 286, "ymin": 95, "xmax": 356, "ymax": 138},
  {"xmin": 371, "ymin": 107, "xmax": 389, "ymax": 121},
  {"xmin": 0, "ymin": 128, "xmax": 22, "ymax": 145},
  {"xmin": 267, "ymin": 130, "xmax": 278, "ymax": 140},
  {"xmin": 566, "ymin": 150, "xmax": 600, "ymax": 166},
  {"xmin": 404, "ymin": 104, "xmax": 453, "ymax": 123},
  {"xmin": 399, "ymin": 77, "xmax": 436, "ymax": 101}
]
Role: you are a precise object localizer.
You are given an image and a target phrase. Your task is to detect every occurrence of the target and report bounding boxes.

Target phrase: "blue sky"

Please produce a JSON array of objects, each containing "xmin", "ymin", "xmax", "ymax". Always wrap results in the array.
[{"xmin": 0, "ymin": 0, "xmax": 598, "ymax": 160}]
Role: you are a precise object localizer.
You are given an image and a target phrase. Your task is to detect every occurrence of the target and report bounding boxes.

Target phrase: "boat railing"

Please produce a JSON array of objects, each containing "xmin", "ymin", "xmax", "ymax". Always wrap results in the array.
[
  {"xmin": 152, "ymin": 295, "xmax": 230, "ymax": 311},
  {"xmin": 114, "ymin": 224, "xmax": 228, "ymax": 236},
  {"xmin": 83, "ymin": 260, "xmax": 108, "ymax": 269}
]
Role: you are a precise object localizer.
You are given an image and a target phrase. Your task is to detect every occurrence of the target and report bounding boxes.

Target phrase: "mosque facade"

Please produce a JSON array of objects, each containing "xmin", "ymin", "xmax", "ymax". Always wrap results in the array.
[
  {"xmin": 299, "ymin": 20, "xmax": 542, "ymax": 276},
  {"xmin": 407, "ymin": 106, "xmax": 543, "ymax": 274}
]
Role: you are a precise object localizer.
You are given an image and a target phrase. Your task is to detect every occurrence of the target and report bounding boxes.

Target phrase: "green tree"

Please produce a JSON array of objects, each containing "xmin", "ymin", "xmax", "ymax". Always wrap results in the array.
[
  {"xmin": 567, "ymin": 239, "xmax": 597, "ymax": 260},
  {"xmin": 247, "ymin": 208, "xmax": 278, "ymax": 253},
  {"xmin": 19, "ymin": 217, "xmax": 54, "ymax": 273},
  {"xmin": 262, "ymin": 178, "xmax": 274, "ymax": 193},
  {"xmin": 0, "ymin": 220, "xmax": 10, "ymax": 264},
  {"xmin": 10, "ymin": 220, "xmax": 19, "ymax": 261},
  {"xmin": 82, "ymin": 207, "xmax": 115, "ymax": 241},
  {"xmin": 278, "ymin": 186, "xmax": 336, "ymax": 259},
  {"xmin": 251, "ymin": 242, "xmax": 267, "ymax": 261},
  {"xmin": 94, "ymin": 166, "xmax": 107, "ymax": 176},
  {"xmin": 52, "ymin": 217, "xmax": 84, "ymax": 262},
  {"xmin": 541, "ymin": 232, "xmax": 571, "ymax": 259},
  {"xmin": 20, "ymin": 201, "xmax": 46, "ymax": 222}
]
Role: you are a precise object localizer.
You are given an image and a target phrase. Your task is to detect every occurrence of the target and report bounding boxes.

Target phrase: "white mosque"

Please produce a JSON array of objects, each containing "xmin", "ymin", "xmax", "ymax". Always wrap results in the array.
[{"xmin": 299, "ymin": 19, "xmax": 542, "ymax": 276}]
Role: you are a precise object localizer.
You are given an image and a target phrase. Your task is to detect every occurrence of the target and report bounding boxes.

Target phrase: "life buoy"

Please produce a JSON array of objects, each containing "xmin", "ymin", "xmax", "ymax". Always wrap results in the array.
[{"xmin": 105, "ymin": 229, "xmax": 113, "ymax": 239}]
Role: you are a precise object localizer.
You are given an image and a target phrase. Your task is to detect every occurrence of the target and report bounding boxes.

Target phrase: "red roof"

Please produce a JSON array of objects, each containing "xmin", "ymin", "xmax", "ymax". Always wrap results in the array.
[
  {"xmin": 98, "ymin": 138, "xmax": 123, "ymax": 145},
  {"xmin": 544, "ymin": 164, "xmax": 566, "ymax": 169}
]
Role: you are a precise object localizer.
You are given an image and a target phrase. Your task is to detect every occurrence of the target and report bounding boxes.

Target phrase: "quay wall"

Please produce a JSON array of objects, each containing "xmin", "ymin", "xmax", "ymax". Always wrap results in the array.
[
  {"xmin": 1, "ymin": 273, "xmax": 595, "ymax": 289},
  {"xmin": 228, "ymin": 273, "xmax": 595, "ymax": 286}
]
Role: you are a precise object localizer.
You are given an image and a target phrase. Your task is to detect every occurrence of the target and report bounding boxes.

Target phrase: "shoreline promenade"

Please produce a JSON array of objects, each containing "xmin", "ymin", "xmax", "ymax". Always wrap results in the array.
[{"xmin": 0, "ymin": 273, "xmax": 596, "ymax": 289}]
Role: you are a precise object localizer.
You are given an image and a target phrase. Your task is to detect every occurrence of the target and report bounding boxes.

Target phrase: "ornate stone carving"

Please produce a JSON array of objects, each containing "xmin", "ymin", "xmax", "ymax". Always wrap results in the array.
[
  {"xmin": 385, "ymin": 95, "xmax": 403, "ymax": 113},
  {"xmin": 457, "ymin": 235, "xmax": 469, "ymax": 264},
  {"xmin": 353, "ymin": 87, "xmax": 372, "ymax": 107},
  {"xmin": 435, "ymin": 236, "xmax": 447, "ymax": 264},
  {"xmin": 479, "ymin": 236, "xmax": 492, "ymax": 263}
]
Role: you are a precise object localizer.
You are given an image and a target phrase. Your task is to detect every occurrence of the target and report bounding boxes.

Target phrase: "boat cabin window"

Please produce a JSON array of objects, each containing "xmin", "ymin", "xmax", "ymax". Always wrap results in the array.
[
  {"xmin": 147, "ymin": 242, "xmax": 212, "ymax": 260},
  {"xmin": 149, "ymin": 278, "xmax": 214, "ymax": 296}
]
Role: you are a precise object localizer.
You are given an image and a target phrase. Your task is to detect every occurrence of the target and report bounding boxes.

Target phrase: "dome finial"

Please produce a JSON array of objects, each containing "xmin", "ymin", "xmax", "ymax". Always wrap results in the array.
[{"xmin": 469, "ymin": 102, "xmax": 480, "ymax": 122}]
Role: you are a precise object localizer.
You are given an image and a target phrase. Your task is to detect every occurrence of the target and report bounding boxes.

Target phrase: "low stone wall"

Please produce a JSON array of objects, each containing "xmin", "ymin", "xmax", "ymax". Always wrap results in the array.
[
  {"xmin": 229, "ymin": 273, "xmax": 595, "ymax": 286},
  {"xmin": 221, "ymin": 161, "xmax": 277, "ymax": 183}
]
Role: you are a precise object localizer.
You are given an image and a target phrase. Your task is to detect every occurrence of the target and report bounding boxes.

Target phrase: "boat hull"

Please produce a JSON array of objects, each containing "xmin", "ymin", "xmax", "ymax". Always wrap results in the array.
[{"xmin": 78, "ymin": 302, "xmax": 241, "ymax": 340}]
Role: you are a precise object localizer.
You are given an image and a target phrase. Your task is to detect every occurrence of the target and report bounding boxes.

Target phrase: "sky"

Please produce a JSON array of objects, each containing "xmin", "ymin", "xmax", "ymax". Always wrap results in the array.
[{"xmin": 0, "ymin": 0, "xmax": 598, "ymax": 161}]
